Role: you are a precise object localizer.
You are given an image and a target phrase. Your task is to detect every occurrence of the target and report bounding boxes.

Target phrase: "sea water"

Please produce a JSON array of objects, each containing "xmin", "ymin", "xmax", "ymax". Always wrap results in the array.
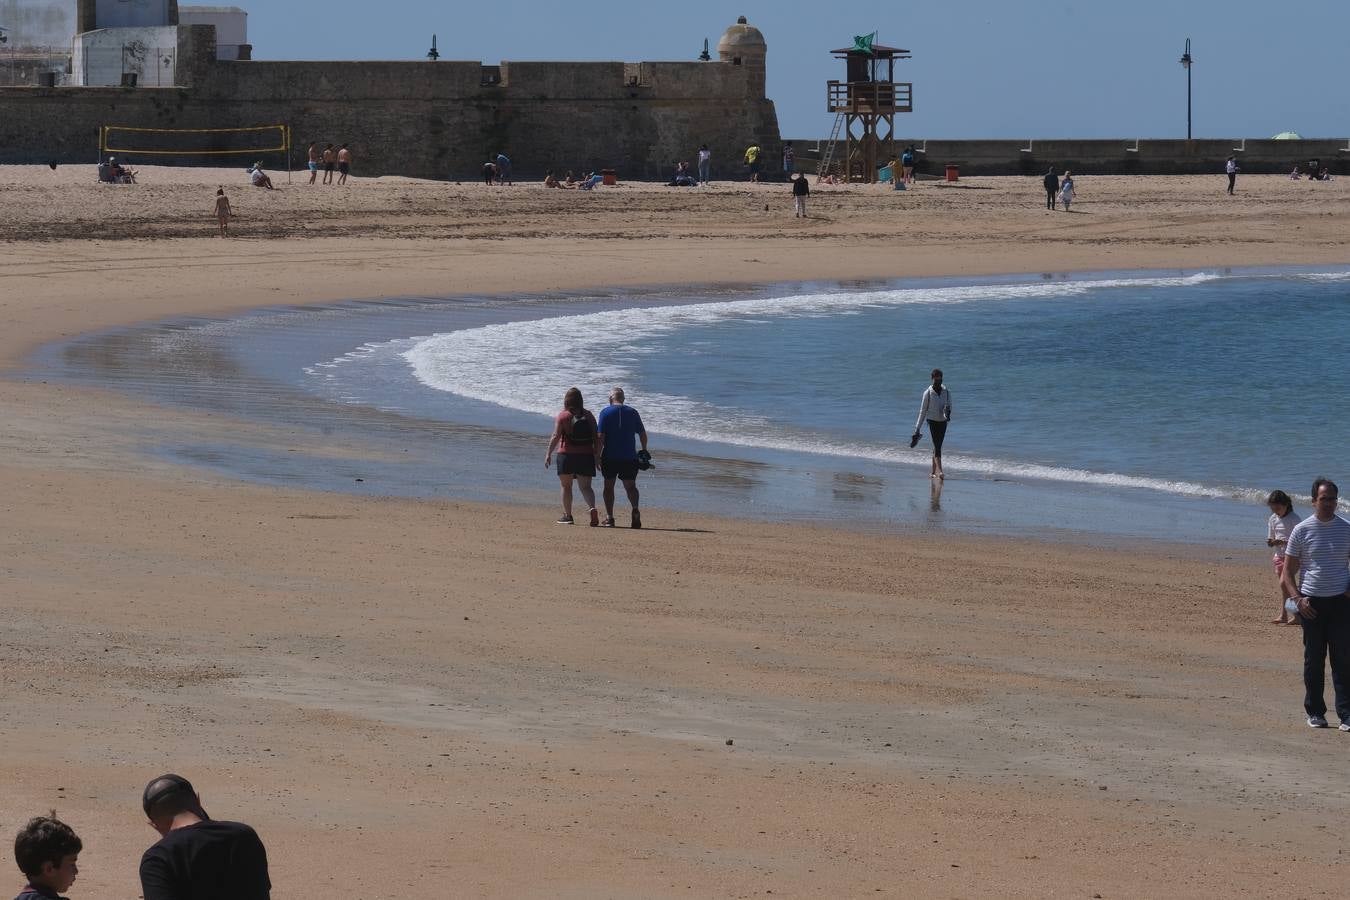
[
  {"xmin": 380, "ymin": 269, "xmax": 1350, "ymax": 508},
  {"xmin": 40, "ymin": 267, "xmax": 1350, "ymax": 544}
]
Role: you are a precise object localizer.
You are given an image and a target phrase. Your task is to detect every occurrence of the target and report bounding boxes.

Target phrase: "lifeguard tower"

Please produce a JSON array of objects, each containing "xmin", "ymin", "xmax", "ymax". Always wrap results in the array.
[{"xmin": 820, "ymin": 36, "xmax": 912, "ymax": 183}]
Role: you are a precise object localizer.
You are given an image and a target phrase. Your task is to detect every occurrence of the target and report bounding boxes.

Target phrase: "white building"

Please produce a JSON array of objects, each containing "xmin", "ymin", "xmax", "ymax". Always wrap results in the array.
[{"xmin": 178, "ymin": 5, "xmax": 247, "ymax": 60}]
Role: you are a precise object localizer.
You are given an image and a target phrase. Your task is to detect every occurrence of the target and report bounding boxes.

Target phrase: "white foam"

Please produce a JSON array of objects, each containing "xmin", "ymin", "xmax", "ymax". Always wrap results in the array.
[{"xmin": 384, "ymin": 274, "xmax": 1288, "ymax": 499}]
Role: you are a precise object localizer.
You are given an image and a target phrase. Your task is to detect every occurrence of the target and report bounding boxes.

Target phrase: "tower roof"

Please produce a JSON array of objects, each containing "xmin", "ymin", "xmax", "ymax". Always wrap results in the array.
[{"xmin": 718, "ymin": 16, "xmax": 766, "ymax": 55}]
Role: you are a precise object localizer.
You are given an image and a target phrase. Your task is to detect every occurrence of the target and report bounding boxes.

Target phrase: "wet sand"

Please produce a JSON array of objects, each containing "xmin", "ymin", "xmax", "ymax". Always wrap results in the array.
[{"xmin": 2, "ymin": 167, "xmax": 1348, "ymax": 897}]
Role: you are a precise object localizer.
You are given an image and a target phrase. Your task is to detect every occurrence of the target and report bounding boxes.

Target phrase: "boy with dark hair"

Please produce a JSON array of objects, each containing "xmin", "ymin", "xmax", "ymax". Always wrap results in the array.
[{"xmin": 13, "ymin": 816, "xmax": 81, "ymax": 900}]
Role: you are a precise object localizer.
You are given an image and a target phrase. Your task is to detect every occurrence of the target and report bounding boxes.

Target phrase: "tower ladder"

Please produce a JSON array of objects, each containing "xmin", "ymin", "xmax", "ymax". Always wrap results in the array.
[{"xmin": 817, "ymin": 112, "xmax": 846, "ymax": 182}]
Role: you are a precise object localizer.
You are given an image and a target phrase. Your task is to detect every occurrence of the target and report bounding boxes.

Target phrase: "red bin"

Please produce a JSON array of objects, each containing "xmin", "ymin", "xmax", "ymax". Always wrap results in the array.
[
  {"xmin": 945, "ymin": 164, "xmax": 959, "ymax": 182},
  {"xmin": 601, "ymin": 169, "xmax": 617, "ymax": 186}
]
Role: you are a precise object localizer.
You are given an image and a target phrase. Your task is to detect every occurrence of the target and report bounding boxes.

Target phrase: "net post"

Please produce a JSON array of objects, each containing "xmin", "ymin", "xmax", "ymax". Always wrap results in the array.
[{"xmin": 286, "ymin": 125, "xmax": 292, "ymax": 184}]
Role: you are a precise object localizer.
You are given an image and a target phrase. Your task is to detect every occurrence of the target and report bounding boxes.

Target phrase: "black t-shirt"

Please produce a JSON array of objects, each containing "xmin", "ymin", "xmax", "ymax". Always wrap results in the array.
[{"xmin": 139, "ymin": 820, "xmax": 271, "ymax": 900}]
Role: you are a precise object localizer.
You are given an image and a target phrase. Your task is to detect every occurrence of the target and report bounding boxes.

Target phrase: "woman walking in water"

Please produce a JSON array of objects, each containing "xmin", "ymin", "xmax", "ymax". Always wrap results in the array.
[
  {"xmin": 913, "ymin": 368, "xmax": 952, "ymax": 479},
  {"xmin": 545, "ymin": 387, "xmax": 602, "ymax": 525}
]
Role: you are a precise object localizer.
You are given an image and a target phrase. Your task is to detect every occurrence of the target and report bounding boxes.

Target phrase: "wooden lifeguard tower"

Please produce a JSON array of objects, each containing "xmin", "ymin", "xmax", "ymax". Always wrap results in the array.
[{"xmin": 820, "ymin": 37, "xmax": 912, "ymax": 183}]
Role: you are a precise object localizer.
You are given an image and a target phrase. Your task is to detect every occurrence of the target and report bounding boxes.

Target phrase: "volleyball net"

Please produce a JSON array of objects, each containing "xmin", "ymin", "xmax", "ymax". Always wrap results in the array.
[{"xmin": 99, "ymin": 124, "xmax": 292, "ymax": 171}]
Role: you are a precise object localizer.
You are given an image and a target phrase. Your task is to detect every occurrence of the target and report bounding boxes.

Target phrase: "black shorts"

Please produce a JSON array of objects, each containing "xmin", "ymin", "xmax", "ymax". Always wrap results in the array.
[
  {"xmin": 338, "ymin": 162, "xmax": 350, "ymax": 174},
  {"xmin": 324, "ymin": 162, "xmax": 335, "ymax": 172},
  {"xmin": 928, "ymin": 419, "xmax": 948, "ymax": 452},
  {"xmin": 601, "ymin": 458, "xmax": 640, "ymax": 481},
  {"xmin": 556, "ymin": 452, "xmax": 596, "ymax": 477}
]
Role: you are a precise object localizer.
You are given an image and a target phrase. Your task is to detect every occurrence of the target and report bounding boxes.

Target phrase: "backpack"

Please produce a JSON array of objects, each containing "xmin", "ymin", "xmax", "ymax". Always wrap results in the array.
[{"xmin": 569, "ymin": 412, "xmax": 594, "ymax": 448}]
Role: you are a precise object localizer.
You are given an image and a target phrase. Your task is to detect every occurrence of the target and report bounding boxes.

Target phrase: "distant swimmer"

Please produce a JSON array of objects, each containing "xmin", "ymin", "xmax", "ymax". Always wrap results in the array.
[
  {"xmin": 545, "ymin": 387, "xmax": 602, "ymax": 526},
  {"xmin": 597, "ymin": 387, "xmax": 650, "ymax": 529},
  {"xmin": 912, "ymin": 368, "xmax": 952, "ymax": 480}
]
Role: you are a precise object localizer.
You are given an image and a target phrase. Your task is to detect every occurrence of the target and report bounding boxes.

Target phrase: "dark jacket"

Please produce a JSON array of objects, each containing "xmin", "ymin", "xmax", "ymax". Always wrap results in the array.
[
  {"xmin": 1043, "ymin": 171, "xmax": 1059, "ymax": 192},
  {"xmin": 792, "ymin": 177, "xmax": 810, "ymax": 197}
]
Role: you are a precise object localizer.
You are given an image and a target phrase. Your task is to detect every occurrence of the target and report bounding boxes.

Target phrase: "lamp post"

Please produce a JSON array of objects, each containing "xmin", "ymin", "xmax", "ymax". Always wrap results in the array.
[{"xmin": 1179, "ymin": 38, "xmax": 1192, "ymax": 141}]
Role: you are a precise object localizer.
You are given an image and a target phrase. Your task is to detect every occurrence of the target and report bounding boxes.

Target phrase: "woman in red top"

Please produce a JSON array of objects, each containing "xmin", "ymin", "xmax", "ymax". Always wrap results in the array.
[{"xmin": 545, "ymin": 387, "xmax": 603, "ymax": 525}]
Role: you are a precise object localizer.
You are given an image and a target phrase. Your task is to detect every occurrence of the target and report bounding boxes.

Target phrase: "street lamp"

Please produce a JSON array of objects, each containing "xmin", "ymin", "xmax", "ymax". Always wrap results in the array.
[{"xmin": 1179, "ymin": 38, "xmax": 1192, "ymax": 141}]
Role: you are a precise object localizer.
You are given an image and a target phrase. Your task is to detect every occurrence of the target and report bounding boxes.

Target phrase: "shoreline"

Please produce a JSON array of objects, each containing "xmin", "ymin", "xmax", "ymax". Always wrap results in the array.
[
  {"xmin": 2, "ymin": 168, "xmax": 1347, "ymax": 897},
  {"xmin": 27, "ymin": 263, "xmax": 1345, "ymax": 548}
]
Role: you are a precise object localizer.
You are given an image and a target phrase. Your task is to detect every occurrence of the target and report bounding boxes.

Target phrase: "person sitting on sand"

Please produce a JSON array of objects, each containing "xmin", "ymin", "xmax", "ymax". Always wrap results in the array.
[
  {"xmin": 669, "ymin": 161, "xmax": 697, "ymax": 187},
  {"xmin": 1290, "ymin": 166, "xmax": 1302, "ymax": 180},
  {"xmin": 248, "ymin": 163, "xmax": 275, "ymax": 190},
  {"xmin": 544, "ymin": 169, "xmax": 561, "ymax": 188},
  {"xmin": 108, "ymin": 157, "xmax": 136, "ymax": 184},
  {"xmin": 563, "ymin": 171, "xmax": 578, "ymax": 188},
  {"xmin": 214, "ymin": 188, "xmax": 233, "ymax": 237},
  {"xmin": 577, "ymin": 172, "xmax": 604, "ymax": 191}
]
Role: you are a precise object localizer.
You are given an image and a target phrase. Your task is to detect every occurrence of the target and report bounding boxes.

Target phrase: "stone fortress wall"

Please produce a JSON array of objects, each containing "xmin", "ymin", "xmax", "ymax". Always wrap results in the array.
[{"xmin": 0, "ymin": 15, "xmax": 783, "ymax": 181}]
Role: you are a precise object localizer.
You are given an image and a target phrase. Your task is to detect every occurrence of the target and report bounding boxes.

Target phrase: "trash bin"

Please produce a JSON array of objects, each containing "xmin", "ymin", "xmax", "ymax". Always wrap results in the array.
[
  {"xmin": 601, "ymin": 169, "xmax": 617, "ymax": 186},
  {"xmin": 945, "ymin": 164, "xmax": 959, "ymax": 182}
]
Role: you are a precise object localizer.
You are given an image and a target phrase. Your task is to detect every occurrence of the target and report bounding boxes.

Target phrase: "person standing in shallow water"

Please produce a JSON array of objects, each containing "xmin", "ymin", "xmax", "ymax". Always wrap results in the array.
[{"xmin": 913, "ymin": 368, "xmax": 952, "ymax": 479}]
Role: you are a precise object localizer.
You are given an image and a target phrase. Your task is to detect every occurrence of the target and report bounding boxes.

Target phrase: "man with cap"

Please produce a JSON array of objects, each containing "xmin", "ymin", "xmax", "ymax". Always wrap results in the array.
[{"xmin": 139, "ymin": 774, "xmax": 271, "ymax": 900}]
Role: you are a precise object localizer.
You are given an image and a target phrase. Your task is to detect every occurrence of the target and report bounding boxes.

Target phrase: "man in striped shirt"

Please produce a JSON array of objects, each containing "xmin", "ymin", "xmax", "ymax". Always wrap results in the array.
[{"xmin": 1281, "ymin": 478, "xmax": 1350, "ymax": 729}]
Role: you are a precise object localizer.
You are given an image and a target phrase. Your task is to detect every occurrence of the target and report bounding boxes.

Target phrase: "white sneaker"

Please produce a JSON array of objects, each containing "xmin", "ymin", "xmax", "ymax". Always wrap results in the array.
[
  {"xmin": 1339, "ymin": 723, "xmax": 1350, "ymax": 732},
  {"xmin": 1308, "ymin": 715, "xmax": 1329, "ymax": 728}
]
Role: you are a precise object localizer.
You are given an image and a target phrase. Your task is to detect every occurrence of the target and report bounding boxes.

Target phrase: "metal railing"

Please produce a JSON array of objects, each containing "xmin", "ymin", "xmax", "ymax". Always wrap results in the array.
[
  {"xmin": 2, "ymin": 46, "xmax": 72, "ymax": 86},
  {"xmin": 827, "ymin": 80, "xmax": 913, "ymax": 114}
]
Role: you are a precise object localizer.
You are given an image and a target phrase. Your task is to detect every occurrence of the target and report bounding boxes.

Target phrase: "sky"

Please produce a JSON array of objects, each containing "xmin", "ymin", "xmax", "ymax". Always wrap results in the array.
[{"xmin": 9, "ymin": 1, "xmax": 1343, "ymax": 139}]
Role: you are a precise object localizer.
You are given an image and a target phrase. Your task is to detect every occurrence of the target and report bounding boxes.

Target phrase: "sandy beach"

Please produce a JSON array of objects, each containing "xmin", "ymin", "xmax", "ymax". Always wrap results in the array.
[{"xmin": 3, "ymin": 165, "xmax": 1349, "ymax": 897}]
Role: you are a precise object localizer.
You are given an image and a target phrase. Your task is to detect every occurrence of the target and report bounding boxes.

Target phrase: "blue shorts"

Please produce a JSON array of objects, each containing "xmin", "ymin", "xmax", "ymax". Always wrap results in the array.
[{"xmin": 308, "ymin": 161, "xmax": 318, "ymax": 171}]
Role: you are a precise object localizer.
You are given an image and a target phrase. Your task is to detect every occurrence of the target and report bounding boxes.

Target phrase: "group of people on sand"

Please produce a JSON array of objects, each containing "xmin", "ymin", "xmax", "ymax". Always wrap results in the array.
[
  {"xmin": 1263, "ymin": 479, "xmax": 1350, "ymax": 732},
  {"xmin": 482, "ymin": 152, "xmax": 513, "ymax": 185},
  {"xmin": 544, "ymin": 169, "xmax": 603, "ymax": 190},
  {"xmin": 545, "ymin": 387, "xmax": 651, "ymax": 528},
  {"xmin": 96, "ymin": 157, "xmax": 137, "ymax": 184},
  {"xmin": 1290, "ymin": 165, "xmax": 1334, "ymax": 181},
  {"xmin": 11, "ymin": 774, "xmax": 269, "ymax": 900},
  {"xmin": 306, "ymin": 143, "xmax": 353, "ymax": 186}
]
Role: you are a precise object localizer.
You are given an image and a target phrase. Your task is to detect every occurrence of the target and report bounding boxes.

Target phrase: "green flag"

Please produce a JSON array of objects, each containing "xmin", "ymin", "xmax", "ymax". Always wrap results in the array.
[{"xmin": 851, "ymin": 31, "xmax": 877, "ymax": 54}]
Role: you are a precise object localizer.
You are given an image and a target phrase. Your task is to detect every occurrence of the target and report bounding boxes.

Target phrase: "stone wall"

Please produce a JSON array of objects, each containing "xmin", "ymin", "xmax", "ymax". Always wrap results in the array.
[
  {"xmin": 787, "ymin": 137, "xmax": 1350, "ymax": 177},
  {"xmin": 0, "ymin": 35, "xmax": 782, "ymax": 181}
]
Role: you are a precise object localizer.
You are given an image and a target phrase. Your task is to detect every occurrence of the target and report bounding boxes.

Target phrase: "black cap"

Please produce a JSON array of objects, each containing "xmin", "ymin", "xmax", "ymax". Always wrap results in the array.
[{"xmin": 142, "ymin": 774, "xmax": 205, "ymax": 818}]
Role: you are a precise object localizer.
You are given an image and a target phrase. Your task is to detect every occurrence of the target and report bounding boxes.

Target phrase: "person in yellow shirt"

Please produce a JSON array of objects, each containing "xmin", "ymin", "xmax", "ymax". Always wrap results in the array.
[{"xmin": 744, "ymin": 143, "xmax": 762, "ymax": 182}]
